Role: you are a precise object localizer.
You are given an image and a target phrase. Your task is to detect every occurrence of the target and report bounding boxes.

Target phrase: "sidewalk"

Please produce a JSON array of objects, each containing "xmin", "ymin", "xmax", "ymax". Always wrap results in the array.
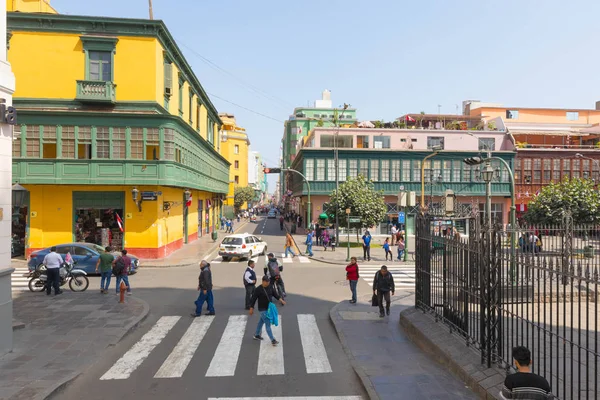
[
  {"xmin": 330, "ymin": 293, "xmax": 477, "ymax": 400},
  {"xmin": 140, "ymin": 220, "xmax": 249, "ymax": 268},
  {"xmin": 0, "ymin": 291, "xmax": 149, "ymax": 400}
]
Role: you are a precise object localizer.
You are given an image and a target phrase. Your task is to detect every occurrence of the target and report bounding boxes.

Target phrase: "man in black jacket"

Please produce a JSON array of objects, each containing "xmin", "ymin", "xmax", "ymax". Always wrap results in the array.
[
  {"xmin": 243, "ymin": 260, "xmax": 257, "ymax": 310},
  {"xmin": 249, "ymin": 276, "xmax": 286, "ymax": 346},
  {"xmin": 191, "ymin": 260, "xmax": 215, "ymax": 317},
  {"xmin": 373, "ymin": 265, "xmax": 395, "ymax": 318}
]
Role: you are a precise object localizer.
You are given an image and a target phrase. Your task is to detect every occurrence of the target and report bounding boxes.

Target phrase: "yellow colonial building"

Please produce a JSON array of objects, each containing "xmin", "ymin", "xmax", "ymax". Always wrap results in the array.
[
  {"xmin": 218, "ymin": 113, "xmax": 250, "ymax": 215},
  {"xmin": 8, "ymin": 1, "xmax": 230, "ymax": 258}
]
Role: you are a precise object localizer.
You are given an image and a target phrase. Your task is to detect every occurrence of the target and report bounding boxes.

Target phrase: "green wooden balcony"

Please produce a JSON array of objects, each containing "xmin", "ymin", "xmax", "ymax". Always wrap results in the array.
[{"xmin": 76, "ymin": 80, "xmax": 116, "ymax": 103}]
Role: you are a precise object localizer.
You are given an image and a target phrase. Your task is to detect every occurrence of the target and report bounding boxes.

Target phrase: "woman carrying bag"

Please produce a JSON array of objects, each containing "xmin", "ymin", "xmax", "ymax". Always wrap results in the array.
[{"xmin": 345, "ymin": 257, "xmax": 359, "ymax": 304}]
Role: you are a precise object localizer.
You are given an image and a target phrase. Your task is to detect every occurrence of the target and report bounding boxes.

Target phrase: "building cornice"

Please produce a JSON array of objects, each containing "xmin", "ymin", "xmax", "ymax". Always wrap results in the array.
[{"xmin": 7, "ymin": 12, "xmax": 222, "ymax": 125}]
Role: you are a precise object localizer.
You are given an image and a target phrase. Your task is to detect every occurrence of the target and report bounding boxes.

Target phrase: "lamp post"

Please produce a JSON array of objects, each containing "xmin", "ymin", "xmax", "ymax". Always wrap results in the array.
[
  {"xmin": 283, "ymin": 168, "xmax": 311, "ymax": 233},
  {"xmin": 11, "ymin": 183, "xmax": 28, "ymax": 208},
  {"xmin": 334, "ymin": 103, "xmax": 350, "ymax": 245},
  {"xmin": 345, "ymin": 208, "xmax": 351, "ymax": 262},
  {"xmin": 427, "ymin": 170, "xmax": 443, "ymax": 208},
  {"xmin": 420, "ymin": 147, "xmax": 442, "ymax": 214}
]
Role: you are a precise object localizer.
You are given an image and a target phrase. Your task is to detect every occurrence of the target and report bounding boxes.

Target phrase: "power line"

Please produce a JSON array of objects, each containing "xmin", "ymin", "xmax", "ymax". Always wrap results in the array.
[
  {"xmin": 207, "ymin": 92, "xmax": 284, "ymax": 123},
  {"xmin": 177, "ymin": 40, "xmax": 294, "ymax": 110}
]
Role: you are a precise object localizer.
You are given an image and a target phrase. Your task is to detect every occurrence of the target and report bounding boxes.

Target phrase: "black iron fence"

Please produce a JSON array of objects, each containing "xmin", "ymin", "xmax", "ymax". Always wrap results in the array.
[{"xmin": 415, "ymin": 215, "xmax": 599, "ymax": 400}]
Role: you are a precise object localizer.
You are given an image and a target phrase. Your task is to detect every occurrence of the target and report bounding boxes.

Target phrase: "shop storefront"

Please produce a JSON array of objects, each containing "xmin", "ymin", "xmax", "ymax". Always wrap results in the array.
[{"xmin": 73, "ymin": 191, "xmax": 124, "ymax": 251}]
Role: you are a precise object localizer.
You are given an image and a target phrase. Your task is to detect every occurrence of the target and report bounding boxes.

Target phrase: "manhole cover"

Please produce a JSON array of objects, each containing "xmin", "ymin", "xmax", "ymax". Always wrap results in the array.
[{"xmin": 334, "ymin": 280, "xmax": 349, "ymax": 286}]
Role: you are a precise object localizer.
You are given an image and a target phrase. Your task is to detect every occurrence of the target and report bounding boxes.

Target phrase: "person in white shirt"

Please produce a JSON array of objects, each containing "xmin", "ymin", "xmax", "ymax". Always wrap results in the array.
[
  {"xmin": 391, "ymin": 225, "xmax": 398, "ymax": 245},
  {"xmin": 43, "ymin": 246, "xmax": 64, "ymax": 296},
  {"xmin": 244, "ymin": 260, "xmax": 257, "ymax": 310}
]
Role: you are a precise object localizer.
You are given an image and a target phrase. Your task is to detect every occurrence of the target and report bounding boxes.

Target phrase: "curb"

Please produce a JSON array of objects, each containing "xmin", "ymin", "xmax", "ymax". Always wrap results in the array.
[
  {"xmin": 43, "ymin": 296, "xmax": 151, "ymax": 400},
  {"xmin": 329, "ymin": 301, "xmax": 381, "ymax": 400}
]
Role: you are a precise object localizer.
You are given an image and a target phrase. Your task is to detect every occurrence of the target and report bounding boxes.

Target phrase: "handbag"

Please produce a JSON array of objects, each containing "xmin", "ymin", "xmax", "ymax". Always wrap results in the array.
[{"xmin": 371, "ymin": 293, "xmax": 378, "ymax": 307}]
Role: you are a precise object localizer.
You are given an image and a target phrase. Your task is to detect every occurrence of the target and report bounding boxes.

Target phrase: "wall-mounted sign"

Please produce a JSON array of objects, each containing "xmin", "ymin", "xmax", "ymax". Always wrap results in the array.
[
  {"xmin": 141, "ymin": 191, "xmax": 159, "ymax": 201},
  {"xmin": 0, "ymin": 102, "xmax": 17, "ymax": 125},
  {"xmin": 126, "ymin": 213, "xmax": 133, "ymax": 219}
]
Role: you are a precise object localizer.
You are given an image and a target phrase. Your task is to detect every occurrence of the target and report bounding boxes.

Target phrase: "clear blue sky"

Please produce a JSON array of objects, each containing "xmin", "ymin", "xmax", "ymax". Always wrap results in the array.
[{"xmin": 54, "ymin": 0, "xmax": 600, "ymax": 193}]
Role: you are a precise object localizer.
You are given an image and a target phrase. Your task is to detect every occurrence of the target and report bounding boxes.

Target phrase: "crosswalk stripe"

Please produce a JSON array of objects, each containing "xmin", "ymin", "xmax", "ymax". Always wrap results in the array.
[
  {"xmin": 154, "ymin": 315, "xmax": 215, "ymax": 378},
  {"xmin": 205, "ymin": 315, "xmax": 247, "ymax": 377},
  {"xmin": 100, "ymin": 316, "xmax": 180, "ymax": 380},
  {"xmin": 297, "ymin": 314, "xmax": 332, "ymax": 374},
  {"xmin": 208, "ymin": 397, "xmax": 364, "ymax": 400},
  {"xmin": 298, "ymin": 256, "xmax": 310, "ymax": 263},
  {"xmin": 257, "ymin": 316, "xmax": 283, "ymax": 375}
]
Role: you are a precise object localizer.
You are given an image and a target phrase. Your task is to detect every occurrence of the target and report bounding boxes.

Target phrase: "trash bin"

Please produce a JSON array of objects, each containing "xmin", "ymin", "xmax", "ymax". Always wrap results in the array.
[
  {"xmin": 584, "ymin": 245, "xmax": 594, "ymax": 258},
  {"xmin": 211, "ymin": 232, "xmax": 218, "ymax": 242}
]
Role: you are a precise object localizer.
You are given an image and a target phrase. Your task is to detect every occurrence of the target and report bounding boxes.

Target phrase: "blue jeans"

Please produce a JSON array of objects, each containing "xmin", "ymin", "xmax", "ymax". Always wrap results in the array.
[
  {"xmin": 349, "ymin": 280, "xmax": 358, "ymax": 302},
  {"xmin": 285, "ymin": 246, "xmax": 296, "ymax": 257},
  {"xmin": 100, "ymin": 271, "xmax": 112, "ymax": 291},
  {"xmin": 194, "ymin": 290, "xmax": 215, "ymax": 315},
  {"xmin": 255, "ymin": 310, "xmax": 275, "ymax": 341},
  {"xmin": 115, "ymin": 275, "xmax": 130, "ymax": 293},
  {"xmin": 306, "ymin": 243, "xmax": 313, "ymax": 256},
  {"xmin": 397, "ymin": 249, "xmax": 404, "ymax": 260}
]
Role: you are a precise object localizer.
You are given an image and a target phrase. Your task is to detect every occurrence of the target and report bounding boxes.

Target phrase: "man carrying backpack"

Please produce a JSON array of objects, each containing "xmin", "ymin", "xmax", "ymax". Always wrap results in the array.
[
  {"xmin": 112, "ymin": 249, "xmax": 132, "ymax": 295},
  {"xmin": 191, "ymin": 260, "xmax": 215, "ymax": 317},
  {"xmin": 264, "ymin": 253, "xmax": 285, "ymax": 299}
]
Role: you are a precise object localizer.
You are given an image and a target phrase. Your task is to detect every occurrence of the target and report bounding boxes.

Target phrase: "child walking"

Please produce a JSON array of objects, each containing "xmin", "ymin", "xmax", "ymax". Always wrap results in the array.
[{"xmin": 383, "ymin": 238, "xmax": 393, "ymax": 261}]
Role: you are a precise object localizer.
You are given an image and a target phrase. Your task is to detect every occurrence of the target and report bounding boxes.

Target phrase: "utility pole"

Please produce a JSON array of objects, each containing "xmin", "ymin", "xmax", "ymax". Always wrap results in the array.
[
  {"xmin": 148, "ymin": 0, "xmax": 154, "ymax": 20},
  {"xmin": 334, "ymin": 103, "xmax": 349, "ymax": 245}
]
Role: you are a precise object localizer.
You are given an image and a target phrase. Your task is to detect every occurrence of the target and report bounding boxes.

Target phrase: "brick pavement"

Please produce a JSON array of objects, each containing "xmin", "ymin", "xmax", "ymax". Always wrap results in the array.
[
  {"xmin": 0, "ymin": 291, "xmax": 149, "ymax": 400},
  {"xmin": 330, "ymin": 293, "xmax": 477, "ymax": 400}
]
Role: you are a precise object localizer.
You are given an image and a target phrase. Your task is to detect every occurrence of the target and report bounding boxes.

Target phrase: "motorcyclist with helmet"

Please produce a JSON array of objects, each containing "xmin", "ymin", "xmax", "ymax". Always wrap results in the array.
[{"xmin": 264, "ymin": 252, "xmax": 286, "ymax": 300}]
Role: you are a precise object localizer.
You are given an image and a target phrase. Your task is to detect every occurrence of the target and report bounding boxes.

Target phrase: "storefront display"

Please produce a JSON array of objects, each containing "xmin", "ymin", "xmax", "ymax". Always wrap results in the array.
[
  {"xmin": 11, "ymin": 206, "xmax": 27, "ymax": 257},
  {"xmin": 74, "ymin": 208, "xmax": 123, "ymax": 251}
]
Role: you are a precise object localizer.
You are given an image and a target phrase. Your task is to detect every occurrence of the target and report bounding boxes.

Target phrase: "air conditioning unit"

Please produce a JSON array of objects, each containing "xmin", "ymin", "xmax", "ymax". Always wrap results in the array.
[{"xmin": 165, "ymin": 87, "xmax": 172, "ymax": 96}]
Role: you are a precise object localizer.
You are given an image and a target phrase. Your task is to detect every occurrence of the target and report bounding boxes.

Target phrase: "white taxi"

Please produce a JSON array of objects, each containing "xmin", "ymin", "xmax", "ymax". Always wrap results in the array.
[{"xmin": 218, "ymin": 233, "xmax": 267, "ymax": 261}]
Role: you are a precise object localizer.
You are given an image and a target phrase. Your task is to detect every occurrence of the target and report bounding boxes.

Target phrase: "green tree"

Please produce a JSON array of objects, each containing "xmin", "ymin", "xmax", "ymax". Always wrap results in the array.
[
  {"xmin": 524, "ymin": 178, "xmax": 600, "ymax": 225},
  {"xmin": 234, "ymin": 186, "xmax": 255, "ymax": 211},
  {"xmin": 325, "ymin": 175, "xmax": 387, "ymax": 229}
]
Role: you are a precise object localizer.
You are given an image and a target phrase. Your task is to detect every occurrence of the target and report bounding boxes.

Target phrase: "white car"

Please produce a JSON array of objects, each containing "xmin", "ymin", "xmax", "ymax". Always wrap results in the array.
[
  {"xmin": 218, "ymin": 233, "xmax": 267, "ymax": 261},
  {"xmin": 267, "ymin": 210, "xmax": 277, "ymax": 219}
]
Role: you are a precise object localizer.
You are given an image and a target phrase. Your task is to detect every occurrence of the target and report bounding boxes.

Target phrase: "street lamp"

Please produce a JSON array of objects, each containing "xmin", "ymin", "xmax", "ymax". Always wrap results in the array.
[
  {"xmin": 427, "ymin": 170, "xmax": 443, "ymax": 207},
  {"xmin": 334, "ymin": 103, "xmax": 350, "ymax": 245},
  {"xmin": 11, "ymin": 183, "xmax": 28, "ymax": 208},
  {"xmin": 420, "ymin": 145, "xmax": 442, "ymax": 214},
  {"xmin": 345, "ymin": 208, "xmax": 351, "ymax": 262}
]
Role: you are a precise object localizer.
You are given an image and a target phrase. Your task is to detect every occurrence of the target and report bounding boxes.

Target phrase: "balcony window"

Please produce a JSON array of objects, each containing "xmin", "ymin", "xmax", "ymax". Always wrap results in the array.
[
  {"xmin": 96, "ymin": 127, "xmax": 110, "ymax": 159},
  {"xmin": 89, "ymin": 51, "xmax": 112, "ymax": 81},
  {"xmin": 113, "ymin": 128, "xmax": 125, "ymax": 159},
  {"xmin": 533, "ymin": 159, "xmax": 541, "ymax": 183},
  {"xmin": 164, "ymin": 129, "xmax": 175, "ymax": 161},
  {"xmin": 130, "ymin": 128, "xmax": 144, "ymax": 160},
  {"xmin": 208, "ymin": 120, "xmax": 215, "ymax": 145},
  {"xmin": 349, "ymin": 160, "xmax": 358, "ymax": 178},
  {"xmin": 563, "ymin": 159, "xmax": 571, "ymax": 179},
  {"xmin": 327, "ymin": 159, "xmax": 335, "ymax": 181},
  {"xmin": 478, "ymin": 138, "xmax": 495, "ymax": 151},
  {"xmin": 381, "ymin": 160, "xmax": 390, "ymax": 181},
  {"xmin": 413, "ymin": 160, "xmax": 421, "ymax": 182},
  {"xmin": 359, "ymin": 159, "xmax": 369, "ymax": 178},
  {"xmin": 178, "ymin": 75, "xmax": 184, "ymax": 117},
  {"xmin": 305, "ymin": 159, "xmax": 314, "ymax": 181},
  {"xmin": 566, "ymin": 111, "xmax": 579, "ymax": 121},
  {"xmin": 370, "ymin": 159, "xmax": 379, "ymax": 181},
  {"xmin": 147, "ymin": 128, "xmax": 159, "ymax": 160},
  {"xmin": 506, "ymin": 110, "xmax": 519, "ymax": 119},
  {"xmin": 391, "ymin": 160, "xmax": 400, "ymax": 181},
  {"xmin": 61, "ymin": 126, "xmax": 75, "ymax": 159},
  {"xmin": 373, "ymin": 136, "xmax": 390, "ymax": 149},
  {"xmin": 320, "ymin": 135, "xmax": 353, "ymax": 148},
  {"xmin": 316, "ymin": 159, "xmax": 325, "ymax": 181},
  {"xmin": 442, "ymin": 160, "xmax": 451, "ymax": 181},
  {"xmin": 357, "ymin": 135, "xmax": 369, "ymax": 148},
  {"xmin": 338, "ymin": 159, "xmax": 347, "ymax": 181},
  {"xmin": 402, "ymin": 160, "xmax": 410, "ymax": 182},
  {"xmin": 452, "ymin": 160, "xmax": 461, "ymax": 182},
  {"xmin": 42, "ymin": 126, "xmax": 57, "ymax": 159},
  {"xmin": 77, "ymin": 127, "xmax": 91, "ymax": 159},
  {"xmin": 427, "ymin": 137, "xmax": 444, "ymax": 150},
  {"xmin": 572, "ymin": 159, "xmax": 580, "ymax": 179},
  {"xmin": 12, "ymin": 125, "xmax": 21, "ymax": 157},
  {"xmin": 189, "ymin": 89, "xmax": 194, "ymax": 124}
]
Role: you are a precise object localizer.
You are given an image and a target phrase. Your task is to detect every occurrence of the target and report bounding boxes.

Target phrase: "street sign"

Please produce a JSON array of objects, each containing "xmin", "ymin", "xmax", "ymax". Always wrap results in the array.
[
  {"xmin": 398, "ymin": 212, "xmax": 405, "ymax": 224},
  {"xmin": 348, "ymin": 217, "xmax": 361, "ymax": 223},
  {"xmin": 141, "ymin": 191, "xmax": 159, "ymax": 201},
  {"xmin": 399, "ymin": 185, "xmax": 405, "ymax": 191}
]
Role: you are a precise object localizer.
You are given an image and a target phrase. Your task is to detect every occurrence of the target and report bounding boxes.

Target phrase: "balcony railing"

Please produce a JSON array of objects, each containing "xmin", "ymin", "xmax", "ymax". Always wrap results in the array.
[{"xmin": 76, "ymin": 80, "xmax": 116, "ymax": 103}]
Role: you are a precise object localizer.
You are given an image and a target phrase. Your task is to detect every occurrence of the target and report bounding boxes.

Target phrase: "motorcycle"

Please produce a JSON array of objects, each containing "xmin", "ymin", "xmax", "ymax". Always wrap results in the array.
[
  {"xmin": 250, "ymin": 215, "xmax": 257, "ymax": 223},
  {"xmin": 28, "ymin": 261, "xmax": 90, "ymax": 293}
]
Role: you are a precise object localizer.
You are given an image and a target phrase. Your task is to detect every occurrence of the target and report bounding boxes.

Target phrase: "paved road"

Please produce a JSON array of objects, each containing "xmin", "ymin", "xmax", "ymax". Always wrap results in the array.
[{"xmin": 52, "ymin": 217, "xmax": 368, "ymax": 400}]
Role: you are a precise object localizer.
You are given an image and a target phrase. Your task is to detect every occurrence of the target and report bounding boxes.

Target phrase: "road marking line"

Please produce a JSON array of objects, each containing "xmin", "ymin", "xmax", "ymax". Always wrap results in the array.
[
  {"xmin": 205, "ymin": 315, "xmax": 247, "ymax": 377},
  {"xmin": 208, "ymin": 397, "xmax": 363, "ymax": 400},
  {"xmin": 100, "ymin": 316, "xmax": 180, "ymax": 380},
  {"xmin": 297, "ymin": 314, "xmax": 332, "ymax": 374},
  {"xmin": 257, "ymin": 316, "xmax": 283, "ymax": 375},
  {"xmin": 154, "ymin": 315, "xmax": 214, "ymax": 378},
  {"xmin": 298, "ymin": 256, "xmax": 310, "ymax": 263}
]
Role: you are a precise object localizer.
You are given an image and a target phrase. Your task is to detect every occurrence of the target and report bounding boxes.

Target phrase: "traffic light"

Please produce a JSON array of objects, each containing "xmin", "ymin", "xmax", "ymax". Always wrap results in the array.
[
  {"xmin": 263, "ymin": 167, "xmax": 281, "ymax": 174},
  {"xmin": 463, "ymin": 157, "xmax": 483, "ymax": 166}
]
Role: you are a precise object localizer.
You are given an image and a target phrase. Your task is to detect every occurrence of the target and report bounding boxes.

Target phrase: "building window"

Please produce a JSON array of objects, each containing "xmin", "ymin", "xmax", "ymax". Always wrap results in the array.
[
  {"xmin": 442, "ymin": 161, "xmax": 451, "ymax": 181},
  {"xmin": 60, "ymin": 126, "xmax": 75, "ymax": 159},
  {"xmin": 77, "ymin": 127, "xmax": 92, "ymax": 159},
  {"xmin": 452, "ymin": 160, "xmax": 461, "ymax": 182},
  {"xmin": 357, "ymin": 135, "xmax": 369, "ymax": 148},
  {"xmin": 108, "ymin": 128, "xmax": 124, "ymax": 159},
  {"xmin": 25, "ymin": 125, "xmax": 39, "ymax": 157},
  {"xmin": 42, "ymin": 126, "xmax": 57, "ymax": 159},
  {"xmin": 234, "ymin": 175, "xmax": 239, "ymax": 184},
  {"xmin": 543, "ymin": 159, "xmax": 551, "ymax": 182},
  {"xmin": 88, "ymin": 51, "xmax": 112, "ymax": 81},
  {"xmin": 12, "ymin": 125, "xmax": 22, "ymax": 157},
  {"xmin": 514, "ymin": 159, "xmax": 521, "ymax": 182},
  {"xmin": 413, "ymin": 160, "xmax": 421, "ymax": 182},
  {"xmin": 533, "ymin": 159, "xmax": 541, "ymax": 183},
  {"xmin": 175, "ymin": 148, "xmax": 182, "ymax": 163},
  {"xmin": 391, "ymin": 160, "xmax": 400, "ymax": 181},
  {"xmin": 316, "ymin": 159, "xmax": 325, "ymax": 181},
  {"xmin": 320, "ymin": 135, "xmax": 353, "ymax": 148},
  {"xmin": 506, "ymin": 110, "xmax": 519, "ymax": 119},
  {"xmin": 130, "ymin": 128, "xmax": 144, "ymax": 160},
  {"xmin": 178, "ymin": 75, "xmax": 184, "ymax": 117},
  {"xmin": 373, "ymin": 136, "xmax": 390, "ymax": 149},
  {"xmin": 427, "ymin": 137, "xmax": 444, "ymax": 150},
  {"xmin": 164, "ymin": 129, "xmax": 175, "ymax": 160},
  {"xmin": 207, "ymin": 119, "xmax": 214, "ymax": 145},
  {"xmin": 370, "ymin": 159, "xmax": 379, "ymax": 181},
  {"xmin": 462, "ymin": 163, "xmax": 472, "ymax": 182},
  {"xmin": 164, "ymin": 56, "xmax": 173, "ymax": 110},
  {"xmin": 381, "ymin": 160, "xmax": 390, "ymax": 181},
  {"xmin": 96, "ymin": 127, "xmax": 110, "ymax": 159},
  {"xmin": 338, "ymin": 159, "xmax": 347, "ymax": 181},
  {"xmin": 479, "ymin": 138, "xmax": 495, "ymax": 151},
  {"xmin": 402, "ymin": 160, "xmax": 410, "ymax": 182},
  {"xmin": 582, "ymin": 160, "xmax": 590, "ymax": 179},
  {"xmin": 234, "ymin": 160, "xmax": 239, "ymax": 169},
  {"xmin": 327, "ymin": 159, "xmax": 335, "ymax": 181},
  {"xmin": 553, "ymin": 159, "xmax": 560, "ymax": 181},
  {"xmin": 563, "ymin": 159, "xmax": 571, "ymax": 179},
  {"xmin": 349, "ymin": 160, "xmax": 358, "ymax": 178},
  {"xmin": 188, "ymin": 89, "xmax": 194, "ymax": 124},
  {"xmin": 572, "ymin": 159, "xmax": 580, "ymax": 179},
  {"xmin": 523, "ymin": 159, "xmax": 532, "ymax": 183},
  {"xmin": 491, "ymin": 204, "xmax": 504, "ymax": 223},
  {"xmin": 359, "ymin": 159, "xmax": 369, "ymax": 178},
  {"xmin": 146, "ymin": 128, "xmax": 159, "ymax": 160},
  {"xmin": 234, "ymin": 144, "xmax": 239, "ymax": 154},
  {"xmin": 305, "ymin": 159, "xmax": 314, "ymax": 181},
  {"xmin": 566, "ymin": 111, "xmax": 579, "ymax": 121},
  {"xmin": 196, "ymin": 102, "xmax": 201, "ymax": 131}
]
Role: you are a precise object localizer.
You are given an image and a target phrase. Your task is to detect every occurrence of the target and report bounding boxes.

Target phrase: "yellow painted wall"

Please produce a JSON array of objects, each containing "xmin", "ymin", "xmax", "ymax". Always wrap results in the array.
[
  {"xmin": 219, "ymin": 130, "xmax": 250, "ymax": 208},
  {"xmin": 114, "ymin": 37, "xmax": 157, "ymax": 102},
  {"xmin": 7, "ymin": 0, "xmax": 58, "ymax": 13},
  {"xmin": 199, "ymin": 104, "xmax": 208, "ymax": 140}
]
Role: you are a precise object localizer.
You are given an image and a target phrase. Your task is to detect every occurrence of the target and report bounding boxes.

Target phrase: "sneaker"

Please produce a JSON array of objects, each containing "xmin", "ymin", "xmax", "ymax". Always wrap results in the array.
[
  {"xmin": 253, "ymin": 335, "xmax": 264, "ymax": 341},
  {"xmin": 271, "ymin": 339, "xmax": 279, "ymax": 346},
  {"xmin": 100, "ymin": 289, "xmax": 104, "ymax": 294},
  {"xmin": 127, "ymin": 292, "xmax": 132, "ymax": 296},
  {"xmin": 205, "ymin": 312, "xmax": 215, "ymax": 316},
  {"xmin": 349, "ymin": 300, "xmax": 356, "ymax": 304}
]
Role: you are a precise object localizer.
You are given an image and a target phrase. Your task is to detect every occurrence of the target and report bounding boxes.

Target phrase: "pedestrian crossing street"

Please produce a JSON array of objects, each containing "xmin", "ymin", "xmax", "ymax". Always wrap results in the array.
[
  {"xmin": 212, "ymin": 254, "xmax": 311, "ymax": 264},
  {"xmin": 11, "ymin": 267, "xmax": 30, "ymax": 291},
  {"xmin": 100, "ymin": 313, "xmax": 331, "ymax": 381},
  {"xmin": 359, "ymin": 265, "xmax": 416, "ymax": 289}
]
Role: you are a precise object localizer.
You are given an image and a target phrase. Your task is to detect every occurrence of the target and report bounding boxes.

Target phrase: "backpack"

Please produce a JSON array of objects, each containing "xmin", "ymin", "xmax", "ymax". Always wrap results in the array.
[
  {"xmin": 267, "ymin": 259, "xmax": 281, "ymax": 277},
  {"xmin": 112, "ymin": 257, "xmax": 126, "ymax": 276}
]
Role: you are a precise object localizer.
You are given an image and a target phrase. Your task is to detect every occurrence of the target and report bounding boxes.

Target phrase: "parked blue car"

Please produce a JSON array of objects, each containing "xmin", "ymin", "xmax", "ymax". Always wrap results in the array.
[{"xmin": 27, "ymin": 243, "xmax": 140, "ymax": 275}]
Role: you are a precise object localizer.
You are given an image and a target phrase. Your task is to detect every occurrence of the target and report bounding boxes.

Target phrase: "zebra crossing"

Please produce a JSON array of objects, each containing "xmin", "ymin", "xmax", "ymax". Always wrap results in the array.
[
  {"xmin": 360, "ymin": 264, "xmax": 416, "ymax": 289},
  {"xmin": 211, "ymin": 254, "xmax": 311, "ymax": 264},
  {"xmin": 100, "ymin": 313, "xmax": 331, "ymax": 381},
  {"xmin": 11, "ymin": 267, "xmax": 30, "ymax": 291}
]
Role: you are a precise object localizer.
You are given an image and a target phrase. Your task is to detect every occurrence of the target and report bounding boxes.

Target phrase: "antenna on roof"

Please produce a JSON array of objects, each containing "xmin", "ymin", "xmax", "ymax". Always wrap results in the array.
[{"xmin": 148, "ymin": 0, "xmax": 154, "ymax": 20}]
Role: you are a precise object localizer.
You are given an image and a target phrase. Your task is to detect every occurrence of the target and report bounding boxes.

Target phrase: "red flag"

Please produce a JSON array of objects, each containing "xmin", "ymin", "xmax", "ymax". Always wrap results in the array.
[
  {"xmin": 186, "ymin": 193, "xmax": 193, "ymax": 208},
  {"xmin": 405, "ymin": 115, "xmax": 416, "ymax": 123},
  {"xmin": 116, "ymin": 213, "xmax": 124, "ymax": 232}
]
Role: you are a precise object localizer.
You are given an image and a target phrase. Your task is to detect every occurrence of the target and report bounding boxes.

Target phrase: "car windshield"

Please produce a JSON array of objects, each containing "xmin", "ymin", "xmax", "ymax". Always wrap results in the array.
[{"xmin": 222, "ymin": 237, "xmax": 243, "ymax": 245}]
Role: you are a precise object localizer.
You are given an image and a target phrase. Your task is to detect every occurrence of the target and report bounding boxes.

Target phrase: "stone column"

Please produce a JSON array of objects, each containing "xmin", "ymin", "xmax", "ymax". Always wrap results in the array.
[{"xmin": 0, "ymin": 0, "xmax": 16, "ymax": 356}]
